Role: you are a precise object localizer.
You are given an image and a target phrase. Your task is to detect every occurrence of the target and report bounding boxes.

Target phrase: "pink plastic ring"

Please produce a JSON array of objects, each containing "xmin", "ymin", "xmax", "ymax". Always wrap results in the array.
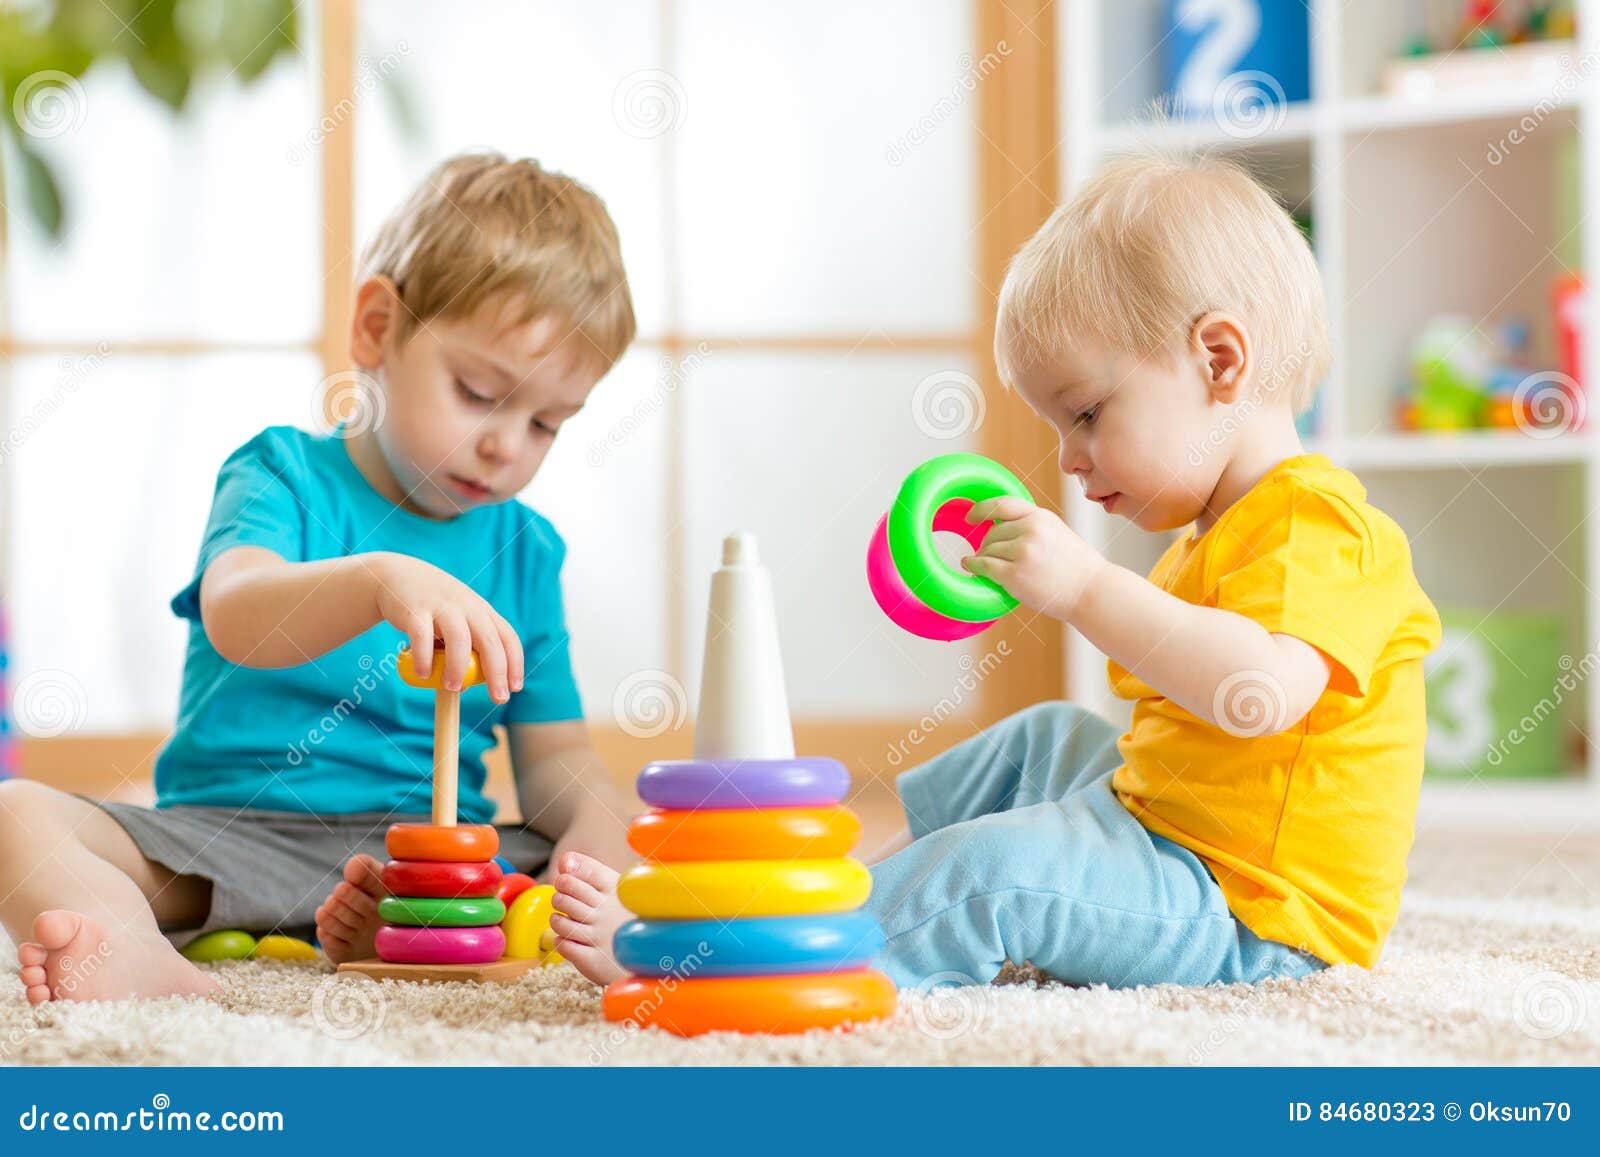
[
  {"xmin": 867, "ymin": 498, "xmax": 996, "ymax": 641},
  {"xmin": 375, "ymin": 924, "xmax": 505, "ymax": 965}
]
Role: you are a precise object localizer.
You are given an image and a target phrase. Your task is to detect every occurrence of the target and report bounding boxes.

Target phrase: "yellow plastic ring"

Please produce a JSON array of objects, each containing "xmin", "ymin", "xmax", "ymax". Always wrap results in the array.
[
  {"xmin": 397, "ymin": 644, "xmax": 484, "ymax": 690},
  {"xmin": 618, "ymin": 858, "xmax": 871, "ymax": 920}
]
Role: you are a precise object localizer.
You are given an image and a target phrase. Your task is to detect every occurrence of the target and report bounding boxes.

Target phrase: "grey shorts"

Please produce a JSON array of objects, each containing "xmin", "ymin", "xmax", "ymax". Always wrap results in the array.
[{"xmin": 90, "ymin": 801, "xmax": 553, "ymax": 948}]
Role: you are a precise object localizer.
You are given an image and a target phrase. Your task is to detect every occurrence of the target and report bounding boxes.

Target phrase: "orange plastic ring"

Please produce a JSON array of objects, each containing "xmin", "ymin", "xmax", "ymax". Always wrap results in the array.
[
  {"xmin": 628, "ymin": 807, "xmax": 863, "ymax": 862},
  {"xmin": 603, "ymin": 970, "xmax": 896, "ymax": 1036},
  {"xmin": 385, "ymin": 823, "xmax": 499, "ymax": 863},
  {"xmin": 397, "ymin": 644, "xmax": 484, "ymax": 690}
]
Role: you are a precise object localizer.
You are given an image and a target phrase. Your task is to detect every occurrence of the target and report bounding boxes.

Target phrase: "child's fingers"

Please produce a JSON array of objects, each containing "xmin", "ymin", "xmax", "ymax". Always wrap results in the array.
[
  {"xmin": 979, "ymin": 539, "xmax": 1020, "ymax": 562},
  {"xmin": 405, "ymin": 615, "xmax": 435, "ymax": 680},
  {"xmin": 961, "ymin": 553, "xmax": 1008, "ymax": 582},
  {"xmin": 967, "ymin": 496, "xmax": 1036, "ymax": 525},
  {"xmin": 469, "ymin": 611, "xmax": 510, "ymax": 703},
  {"xmin": 494, "ymin": 613, "xmax": 525, "ymax": 693},
  {"xmin": 436, "ymin": 608, "xmax": 472, "ymax": 692}
]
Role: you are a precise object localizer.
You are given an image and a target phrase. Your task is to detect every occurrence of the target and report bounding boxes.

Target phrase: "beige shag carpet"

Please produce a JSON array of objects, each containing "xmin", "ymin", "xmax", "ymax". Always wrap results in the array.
[{"xmin": 4, "ymin": 820, "xmax": 1596, "ymax": 1066}]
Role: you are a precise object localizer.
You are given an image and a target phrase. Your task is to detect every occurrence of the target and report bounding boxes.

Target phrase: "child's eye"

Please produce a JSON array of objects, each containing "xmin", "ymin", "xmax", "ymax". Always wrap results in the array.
[
  {"xmin": 531, "ymin": 417, "xmax": 558, "ymax": 437},
  {"xmin": 455, "ymin": 378, "xmax": 492, "ymax": 405},
  {"xmin": 1075, "ymin": 404, "xmax": 1101, "ymax": 426}
]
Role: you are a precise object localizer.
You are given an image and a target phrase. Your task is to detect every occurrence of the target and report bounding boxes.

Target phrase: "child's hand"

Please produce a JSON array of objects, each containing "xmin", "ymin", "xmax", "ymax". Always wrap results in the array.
[
  {"xmin": 366, "ymin": 553, "xmax": 524, "ymax": 702},
  {"xmin": 961, "ymin": 497, "xmax": 1106, "ymax": 621}
]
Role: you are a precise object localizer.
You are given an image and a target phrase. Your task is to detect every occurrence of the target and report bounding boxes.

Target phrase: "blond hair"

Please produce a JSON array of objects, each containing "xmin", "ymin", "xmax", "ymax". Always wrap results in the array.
[
  {"xmin": 359, "ymin": 152, "xmax": 636, "ymax": 369},
  {"xmin": 995, "ymin": 146, "xmax": 1329, "ymax": 412}
]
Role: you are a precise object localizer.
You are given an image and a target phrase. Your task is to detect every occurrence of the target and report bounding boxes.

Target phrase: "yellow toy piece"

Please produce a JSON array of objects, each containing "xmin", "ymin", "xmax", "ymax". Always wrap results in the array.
[
  {"xmin": 503, "ymin": 883, "xmax": 564, "ymax": 966},
  {"xmin": 254, "ymin": 935, "xmax": 320, "ymax": 963},
  {"xmin": 618, "ymin": 858, "xmax": 871, "ymax": 920},
  {"xmin": 397, "ymin": 643, "xmax": 484, "ymax": 690},
  {"xmin": 180, "ymin": 929, "xmax": 257, "ymax": 963}
]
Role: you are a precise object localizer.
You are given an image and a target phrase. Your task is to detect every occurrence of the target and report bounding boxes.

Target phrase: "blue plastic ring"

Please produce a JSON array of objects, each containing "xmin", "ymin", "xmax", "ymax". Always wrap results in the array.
[
  {"xmin": 614, "ymin": 913, "xmax": 885, "ymax": 977},
  {"xmin": 636, "ymin": 757, "xmax": 850, "ymax": 810}
]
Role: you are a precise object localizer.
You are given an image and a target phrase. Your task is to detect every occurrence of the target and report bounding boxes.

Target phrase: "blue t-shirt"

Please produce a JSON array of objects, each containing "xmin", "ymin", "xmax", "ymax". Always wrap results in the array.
[{"xmin": 154, "ymin": 425, "xmax": 583, "ymax": 824}]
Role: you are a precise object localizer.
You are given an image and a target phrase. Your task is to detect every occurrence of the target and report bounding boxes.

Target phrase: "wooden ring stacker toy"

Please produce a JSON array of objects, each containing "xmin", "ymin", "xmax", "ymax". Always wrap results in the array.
[{"xmin": 337, "ymin": 642, "xmax": 557, "ymax": 984}]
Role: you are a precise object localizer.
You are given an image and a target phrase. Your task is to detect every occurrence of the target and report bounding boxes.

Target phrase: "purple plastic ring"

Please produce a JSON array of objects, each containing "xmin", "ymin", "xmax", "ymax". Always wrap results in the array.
[{"xmin": 637, "ymin": 758, "xmax": 850, "ymax": 810}]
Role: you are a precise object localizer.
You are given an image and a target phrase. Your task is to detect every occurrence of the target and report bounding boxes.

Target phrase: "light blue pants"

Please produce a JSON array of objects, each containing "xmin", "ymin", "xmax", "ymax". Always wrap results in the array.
[{"xmin": 866, "ymin": 702, "xmax": 1328, "ymax": 990}]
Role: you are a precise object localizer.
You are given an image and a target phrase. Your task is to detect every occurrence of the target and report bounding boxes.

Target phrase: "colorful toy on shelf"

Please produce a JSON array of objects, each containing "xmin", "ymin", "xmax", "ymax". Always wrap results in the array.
[
  {"xmin": 603, "ymin": 534, "xmax": 896, "ymax": 1036},
  {"xmin": 337, "ymin": 643, "xmax": 559, "ymax": 984},
  {"xmin": 867, "ymin": 453, "xmax": 1031, "ymax": 641},
  {"xmin": 1385, "ymin": 1, "xmax": 1574, "ymax": 98},
  {"xmin": 1399, "ymin": 312, "xmax": 1582, "ymax": 435}
]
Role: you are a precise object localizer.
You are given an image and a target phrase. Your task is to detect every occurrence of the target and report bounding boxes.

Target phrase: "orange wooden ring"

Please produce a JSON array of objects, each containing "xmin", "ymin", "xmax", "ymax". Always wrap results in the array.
[
  {"xmin": 397, "ymin": 643, "xmax": 484, "ymax": 690},
  {"xmin": 628, "ymin": 807, "xmax": 862, "ymax": 862},
  {"xmin": 385, "ymin": 823, "xmax": 499, "ymax": 863},
  {"xmin": 602, "ymin": 970, "xmax": 896, "ymax": 1036}
]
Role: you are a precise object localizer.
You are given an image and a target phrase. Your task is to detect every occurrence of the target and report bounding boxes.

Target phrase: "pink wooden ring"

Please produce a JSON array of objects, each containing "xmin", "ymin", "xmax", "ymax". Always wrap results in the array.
[
  {"xmin": 375, "ymin": 924, "xmax": 506, "ymax": 965},
  {"xmin": 866, "ymin": 499, "xmax": 996, "ymax": 641}
]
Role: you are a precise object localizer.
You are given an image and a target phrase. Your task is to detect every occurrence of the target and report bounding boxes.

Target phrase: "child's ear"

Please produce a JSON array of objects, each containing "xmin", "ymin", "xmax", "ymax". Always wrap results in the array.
[
  {"xmin": 1189, "ymin": 312, "xmax": 1250, "ymax": 404},
  {"xmin": 350, "ymin": 277, "xmax": 402, "ymax": 369}
]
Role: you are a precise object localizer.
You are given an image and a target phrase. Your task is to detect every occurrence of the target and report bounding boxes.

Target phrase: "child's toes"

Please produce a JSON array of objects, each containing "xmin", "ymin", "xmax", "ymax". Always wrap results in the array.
[
  {"xmin": 549, "ymin": 911, "xmax": 594, "ymax": 946},
  {"xmin": 551, "ymin": 890, "xmax": 595, "ymax": 922},
  {"xmin": 16, "ymin": 941, "xmax": 46, "ymax": 969},
  {"xmin": 554, "ymin": 937, "xmax": 625, "ymax": 986},
  {"xmin": 344, "ymin": 853, "xmax": 387, "ymax": 898},
  {"xmin": 334, "ymin": 880, "xmax": 378, "ymax": 916},
  {"xmin": 559, "ymin": 851, "xmax": 620, "ymax": 891}
]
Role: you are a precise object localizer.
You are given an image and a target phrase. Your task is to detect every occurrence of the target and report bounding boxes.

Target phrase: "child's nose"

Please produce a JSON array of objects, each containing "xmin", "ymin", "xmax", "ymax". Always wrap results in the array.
[{"xmin": 1059, "ymin": 438, "xmax": 1090, "ymax": 476}]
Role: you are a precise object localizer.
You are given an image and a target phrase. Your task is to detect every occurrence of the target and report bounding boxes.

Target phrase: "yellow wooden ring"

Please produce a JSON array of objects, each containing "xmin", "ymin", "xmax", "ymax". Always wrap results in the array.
[
  {"xmin": 503, "ymin": 883, "xmax": 564, "ymax": 966},
  {"xmin": 618, "ymin": 858, "xmax": 871, "ymax": 919},
  {"xmin": 397, "ymin": 644, "xmax": 484, "ymax": 690}
]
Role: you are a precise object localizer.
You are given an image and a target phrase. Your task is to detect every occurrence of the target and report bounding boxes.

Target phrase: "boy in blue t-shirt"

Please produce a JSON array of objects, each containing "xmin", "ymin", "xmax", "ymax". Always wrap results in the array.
[{"xmin": 4, "ymin": 152, "xmax": 638, "ymax": 1004}]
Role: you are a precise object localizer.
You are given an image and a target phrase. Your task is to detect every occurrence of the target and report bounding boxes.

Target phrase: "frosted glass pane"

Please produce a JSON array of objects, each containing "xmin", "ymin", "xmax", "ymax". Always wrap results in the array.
[
  {"xmin": 681, "ymin": 352, "xmax": 988, "ymax": 717},
  {"xmin": 356, "ymin": 0, "xmax": 670, "ymax": 337},
  {"xmin": 520, "ymin": 350, "xmax": 670, "ymax": 714},
  {"xmin": 5, "ymin": 353, "xmax": 318, "ymax": 732},
  {"xmin": 675, "ymin": 0, "xmax": 977, "ymax": 335},
  {"xmin": 6, "ymin": 57, "xmax": 320, "ymax": 342}
]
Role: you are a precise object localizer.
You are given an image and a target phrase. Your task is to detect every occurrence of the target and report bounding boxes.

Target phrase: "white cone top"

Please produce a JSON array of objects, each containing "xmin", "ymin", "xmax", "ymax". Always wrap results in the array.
[{"xmin": 693, "ymin": 532, "xmax": 796, "ymax": 760}]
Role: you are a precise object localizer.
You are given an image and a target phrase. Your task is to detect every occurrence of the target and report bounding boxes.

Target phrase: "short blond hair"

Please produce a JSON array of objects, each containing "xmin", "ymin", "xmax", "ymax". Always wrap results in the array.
[
  {"xmin": 995, "ymin": 146, "xmax": 1329, "ymax": 412},
  {"xmin": 359, "ymin": 151, "xmax": 636, "ymax": 369}
]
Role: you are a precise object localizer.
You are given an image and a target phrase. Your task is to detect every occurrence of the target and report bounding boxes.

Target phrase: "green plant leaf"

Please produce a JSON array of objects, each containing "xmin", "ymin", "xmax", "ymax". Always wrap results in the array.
[{"xmin": 13, "ymin": 138, "xmax": 65, "ymax": 239}]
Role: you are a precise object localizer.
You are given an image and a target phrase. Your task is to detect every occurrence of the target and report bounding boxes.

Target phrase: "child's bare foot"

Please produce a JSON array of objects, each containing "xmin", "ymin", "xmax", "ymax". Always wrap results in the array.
[
  {"xmin": 314, "ymin": 854, "xmax": 388, "ymax": 965},
  {"xmin": 15, "ymin": 910, "xmax": 220, "ymax": 1005},
  {"xmin": 550, "ymin": 852, "xmax": 629, "ymax": 985}
]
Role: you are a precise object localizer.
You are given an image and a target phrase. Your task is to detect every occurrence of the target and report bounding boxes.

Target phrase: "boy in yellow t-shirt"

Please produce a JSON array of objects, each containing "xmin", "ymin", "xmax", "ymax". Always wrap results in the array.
[{"xmin": 548, "ymin": 146, "xmax": 1439, "ymax": 993}]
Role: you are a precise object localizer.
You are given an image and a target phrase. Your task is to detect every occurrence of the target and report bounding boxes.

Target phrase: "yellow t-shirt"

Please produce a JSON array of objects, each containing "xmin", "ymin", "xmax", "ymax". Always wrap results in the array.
[{"xmin": 1109, "ymin": 454, "xmax": 1441, "ymax": 968}]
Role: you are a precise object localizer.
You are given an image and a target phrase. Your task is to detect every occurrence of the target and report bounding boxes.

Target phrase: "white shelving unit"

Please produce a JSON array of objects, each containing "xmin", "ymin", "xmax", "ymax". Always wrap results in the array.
[{"xmin": 1058, "ymin": 0, "xmax": 1600, "ymax": 807}]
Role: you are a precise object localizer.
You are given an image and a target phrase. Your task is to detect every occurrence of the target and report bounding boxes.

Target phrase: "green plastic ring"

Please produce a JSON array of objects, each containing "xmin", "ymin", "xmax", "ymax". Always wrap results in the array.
[
  {"xmin": 886, "ymin": 453, "xmax": 1031, "ymax": 622},
  {"xmin": 378, "ymin": 895, "xmax": 507, "ymax": 928}
]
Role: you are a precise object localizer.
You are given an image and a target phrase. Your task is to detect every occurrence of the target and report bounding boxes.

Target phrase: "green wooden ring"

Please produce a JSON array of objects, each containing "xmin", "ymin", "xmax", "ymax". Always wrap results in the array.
[
  {"xmin": 886, "ymin": 453, "xmax": 1030, "ymax": 622},
  {"xmin": 377, "ymin": 895, "xmax": 507, "ymax": 927}
]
